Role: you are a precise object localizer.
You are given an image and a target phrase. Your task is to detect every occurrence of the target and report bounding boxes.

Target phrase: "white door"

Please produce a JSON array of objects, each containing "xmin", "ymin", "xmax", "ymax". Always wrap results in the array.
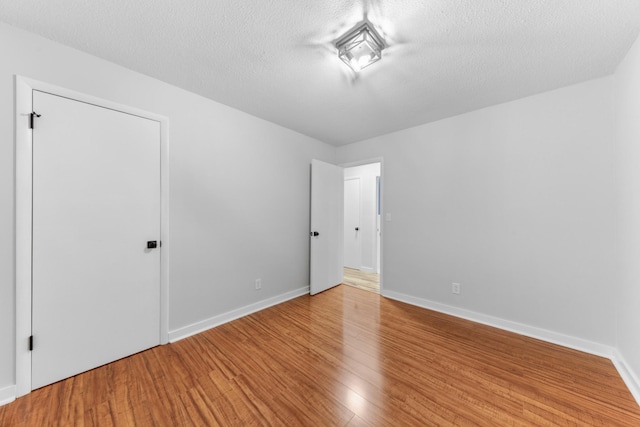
[
  {"xmin": 31, "ymin": 90, "xmax": 161, "ymax": 389},
  {"xmin": 343, "ymin": 177, "xmax": 361, "ymax": 269},
  {"xmin": 310, "ymin": 159, "xmax": 344, "ymax": 295}
]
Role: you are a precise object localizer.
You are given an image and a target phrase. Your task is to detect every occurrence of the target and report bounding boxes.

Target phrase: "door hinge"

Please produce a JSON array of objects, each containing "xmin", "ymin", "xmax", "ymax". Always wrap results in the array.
[
  {"xmin": 29, "ymin": 112, "xmax": 41, "ymax": 129},
  {"xmin": 29, "ymin": 335, "xmax": 33, "ymax": 351}
]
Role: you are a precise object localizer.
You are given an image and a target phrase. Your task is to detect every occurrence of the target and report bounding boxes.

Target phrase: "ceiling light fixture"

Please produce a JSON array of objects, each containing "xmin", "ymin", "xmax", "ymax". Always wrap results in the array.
[{"xmin": 335, "ymin": 20, "xmax": 386, "ymax": 73}]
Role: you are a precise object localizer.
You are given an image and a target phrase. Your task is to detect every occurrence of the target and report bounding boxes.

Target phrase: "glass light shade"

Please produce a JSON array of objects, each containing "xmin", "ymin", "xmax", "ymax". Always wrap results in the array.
[{"xmin": 336, "ymin": 22, "xmax": 385, "ymax": 73}]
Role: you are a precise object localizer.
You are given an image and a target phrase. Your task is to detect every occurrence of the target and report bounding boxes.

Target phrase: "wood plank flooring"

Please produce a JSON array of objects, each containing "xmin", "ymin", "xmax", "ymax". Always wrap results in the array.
[
  {"xmin": 343, "ymin": 267, "xmax": 379, "ymax": 293},
  {"xmin": 2, "ymin": 284, "xmax": 639, "ymax": 426}
]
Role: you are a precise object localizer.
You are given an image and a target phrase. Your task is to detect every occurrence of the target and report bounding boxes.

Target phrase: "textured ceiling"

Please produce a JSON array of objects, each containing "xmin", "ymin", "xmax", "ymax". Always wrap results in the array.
[{"xmin": 1, "ymin": 0, "xmax": 640, "ymax": 145}]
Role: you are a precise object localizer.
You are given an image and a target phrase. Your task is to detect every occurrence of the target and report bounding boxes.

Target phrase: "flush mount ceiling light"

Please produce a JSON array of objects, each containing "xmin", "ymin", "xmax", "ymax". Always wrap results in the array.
[{"xmin": 335, "ymin": 20, "xmax": 386, "ymax": 73}]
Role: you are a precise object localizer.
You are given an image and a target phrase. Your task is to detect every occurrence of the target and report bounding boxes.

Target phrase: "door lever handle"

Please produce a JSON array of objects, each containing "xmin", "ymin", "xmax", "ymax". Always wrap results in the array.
[
  {"xmin": 355, "ymin": 227, "xmax": 359, "ymax": 231},
  {"xmin": 310, "ymin": 231, "xmax": 319, "ymax": 237},
  {"xmin": 147, "ymin": 241, "xmax": 158, "ymax": 249}
]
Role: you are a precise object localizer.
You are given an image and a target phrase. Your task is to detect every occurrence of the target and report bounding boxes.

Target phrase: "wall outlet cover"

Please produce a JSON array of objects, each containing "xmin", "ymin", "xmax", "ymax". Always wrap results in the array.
[{"xmin": 452, "ymin": 283, "xmax": 460, "ymax": 294}]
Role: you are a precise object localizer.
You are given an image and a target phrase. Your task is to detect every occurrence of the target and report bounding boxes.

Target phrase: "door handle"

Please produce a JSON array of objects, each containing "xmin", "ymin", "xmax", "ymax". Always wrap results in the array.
[
  {"xmin": 147, "ymin": 241, "xmax": 158, "ymax": 249},
  {"xmin": 310, "ymin": 231, "xmax": 319, "ymax": 237},
  {"xmin": 355, "ymin": 227, "xmax": 359, "ymax": 231}
]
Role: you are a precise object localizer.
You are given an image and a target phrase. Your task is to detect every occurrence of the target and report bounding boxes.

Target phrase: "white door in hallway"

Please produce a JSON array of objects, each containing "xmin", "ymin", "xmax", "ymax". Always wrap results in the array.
[
  {"xmin": 310, "ymin": 159, "xmax": 344, "ymax": 295},
  {"xmin": 31, "ymin": 90, "xmax": 161, "ymax": 389},
  {"xmin": 343, "ymin": 177, "xmax": 361, "ymax": 269}
]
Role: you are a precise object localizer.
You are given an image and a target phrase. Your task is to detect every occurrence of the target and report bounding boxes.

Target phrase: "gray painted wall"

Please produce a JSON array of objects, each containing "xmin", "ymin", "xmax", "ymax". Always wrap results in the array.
[
  {"xmin": 615, "ymin": 32, "xmax": 640, "ymax": 386},
  {"xmin": 337, "ymin": 77, "xmax": 617, "ymax": 346}
]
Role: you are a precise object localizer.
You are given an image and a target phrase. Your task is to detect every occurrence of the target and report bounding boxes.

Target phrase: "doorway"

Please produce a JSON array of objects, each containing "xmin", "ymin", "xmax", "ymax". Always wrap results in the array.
[{"xmin": 342, "ymin": 162, "xmax": 381, "ymax": 293}]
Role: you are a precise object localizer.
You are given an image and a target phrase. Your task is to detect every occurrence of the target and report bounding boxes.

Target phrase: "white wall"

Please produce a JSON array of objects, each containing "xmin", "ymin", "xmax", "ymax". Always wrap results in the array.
[
  {"xmin": 614, "ymin": 32, "xmax": 640, "ymax": 389},
  {"xmin": 344, "ymin": 163, "xmax": 381, "ymax": 273},
  {"xmin": 337, "ymin": 77, "xmax": 617, "ymax": 347},
  {"xmin": 0, "ymin": 23, "xmax": 335, "ymax": 392}
]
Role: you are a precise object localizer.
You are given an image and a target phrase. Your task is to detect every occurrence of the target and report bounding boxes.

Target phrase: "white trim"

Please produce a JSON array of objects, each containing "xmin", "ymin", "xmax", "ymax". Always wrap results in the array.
[
  {"xmin": 381, "ymin": 289, "xmax": 614, "ymax": 359},
  {"xmin": 339, "ymin": 157, "xmax": 384, "ymax": 169},
  {"xmin": 359, "ymin": 267, "xmax": 375, "ymax": 273},
  {"xmin": 159, "ymin": 115, "xmax": 170, "ymax": 346},
  {"xmin": 169, "ymin": 286, "xmax": 309, "ymax": 342},
  {"xmin": 0, "ymin": 385, "xmax": 16, "ymax": 407},
  {"xmin": 612, "ymin": 350, "xmax": 640, "ymax": 406},
  {"xmin": 15, "ymin": 76, "xmax": 170, "ymax": 397},
  {"xmin": 15, "ymin": 76, "xmax": 33, "ymax": 397}
]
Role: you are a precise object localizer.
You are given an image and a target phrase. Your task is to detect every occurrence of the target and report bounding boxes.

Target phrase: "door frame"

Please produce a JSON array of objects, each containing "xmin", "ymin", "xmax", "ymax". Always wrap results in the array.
[
  {"xmin": 339, "ymin": 157, "xmax": 384, "ymax": 293},
  {"xmin": 15, "ymin": 76, "xmax": 170, "ymax": 397}
]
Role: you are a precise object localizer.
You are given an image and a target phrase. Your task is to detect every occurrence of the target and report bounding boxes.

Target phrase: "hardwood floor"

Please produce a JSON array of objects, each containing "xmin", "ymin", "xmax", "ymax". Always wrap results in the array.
[
  {"xmin": 343, "ymin": 267, "xmax": 379, "ymax": 293},
  {"xmin": 2, "ymin": 284, "xmax": 639, "ymax": 426}
]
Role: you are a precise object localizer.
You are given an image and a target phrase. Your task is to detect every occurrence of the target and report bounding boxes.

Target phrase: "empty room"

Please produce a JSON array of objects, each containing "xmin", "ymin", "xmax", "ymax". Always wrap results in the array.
[{"xmin": 1, "ymin": 1, "xmax": 640, "ymax": 425}]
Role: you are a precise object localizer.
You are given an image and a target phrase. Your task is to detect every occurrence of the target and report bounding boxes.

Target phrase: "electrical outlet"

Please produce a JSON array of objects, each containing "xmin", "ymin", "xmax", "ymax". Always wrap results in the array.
[
  {"xmin": 255, "ymin": 278, "xmax": 262, "ymax": 290},
  {"xmin": 452, "ymin": 283, "xmax": 460, "ymax": 295}
]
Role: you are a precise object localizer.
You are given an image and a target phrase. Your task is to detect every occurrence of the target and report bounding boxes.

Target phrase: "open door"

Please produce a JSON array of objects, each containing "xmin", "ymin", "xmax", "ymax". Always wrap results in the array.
[{"xmin": 310, "ymin": 159, "xmax": 344, "ymax": 295}]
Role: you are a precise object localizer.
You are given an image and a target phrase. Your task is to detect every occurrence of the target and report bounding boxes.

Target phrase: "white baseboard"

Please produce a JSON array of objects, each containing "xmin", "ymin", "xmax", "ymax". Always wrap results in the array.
[
  {"xmin": 359, "ymin": 267, "xmax": 375, "ymax": 274},
  {"xmin": 611, "ymin": 350, "xmax": 640, "ymax": 406},
  {"xmin": 381, "ymin": 290, "xmax": 614, "ymax": 359},
  {"xmin": 0, "ymin": 385, "xmax": 16, "ymax": 407},
  {"xmin": 168, "ymin": 286, "xmax": 309, "ymax": 342}
]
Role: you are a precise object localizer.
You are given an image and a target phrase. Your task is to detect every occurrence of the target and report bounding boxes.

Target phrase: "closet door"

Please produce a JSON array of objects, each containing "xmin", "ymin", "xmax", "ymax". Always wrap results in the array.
[{"xmin": 31, "ymin": 90, "xmax": 161, "ymax": 389}]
